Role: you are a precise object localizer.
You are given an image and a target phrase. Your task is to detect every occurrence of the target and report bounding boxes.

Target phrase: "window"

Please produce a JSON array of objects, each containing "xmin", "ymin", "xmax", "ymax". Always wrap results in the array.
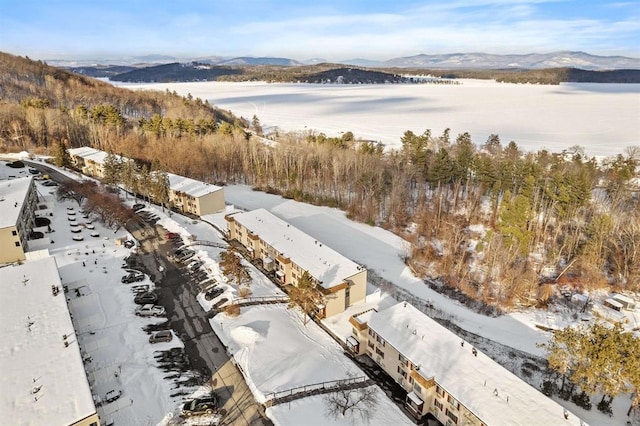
[
  {"xmin": 12, "ymin": 230, "xmax": 17, "ymax": 236},
  {"xmin": 409, "ymin": 376, "xmax": 414, "ymax": 385},
  {"xmin": 399, "ymin": 354, "xmax": 408, "ymax": 366},
  {"xmin": 413, "ymin": 383, "xmax": 422, "ymax": 394},
  {"xmin": 434, "ymin": 399, "xmax": 443, "ymax": 411},
  {"xmin": 447, "ymin": 395, "xmax": 460, "ymax": 410},
  {"xmin": 352, "ymin": 328, "xmax": 358, "ymax": 336},
  {"xmin": 397, "ymin": 366, "xmax": 407, "ymax": 379},
  {"xmin": 367, "ymin": 341, "xmax": 374, "ymax": 349},
  {"xmin": 376, "ymin": 335, "xmax": 385, "ymax": 346},
  {"xmin": 445, "ymin": 409, "xmax": 458, "ymax": 424},
  {"xmin": 368, "ymin": 329, "xmax": 374, "ymax": 337},
  {"xmin": 375, "ymin": 347, "xmax": 385, "ymax": 358},
  {"xmin": 15, "ymin": 241, "xmax": 20, "ymax": 247},
  {"xmin": 436, "ymin": 385, "xmax": 443, "ymax": 396}
]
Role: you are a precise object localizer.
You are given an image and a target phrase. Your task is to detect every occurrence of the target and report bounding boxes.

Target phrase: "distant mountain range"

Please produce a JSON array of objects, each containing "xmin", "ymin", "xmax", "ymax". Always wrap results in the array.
[{"xmin": 50, "ymin": 51, "xmax": 640, "ymax": 71}]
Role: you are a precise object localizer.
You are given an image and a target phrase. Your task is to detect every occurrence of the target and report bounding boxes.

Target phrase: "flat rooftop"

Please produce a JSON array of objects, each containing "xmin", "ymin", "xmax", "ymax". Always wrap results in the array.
[
  {"xmin": 0, "ymin": 176, "xmax": 33, "ymax": 229},
  {"xmin": 231, "ymin": 208, "xmax": 363, "ymax": 289},
  {"xmin": 0, "ymin": 257, "xmax": 96, "ymax": 425},
  {"xmin": 367, "ymin": 302, "xmax": 585, "ymax": 426}
]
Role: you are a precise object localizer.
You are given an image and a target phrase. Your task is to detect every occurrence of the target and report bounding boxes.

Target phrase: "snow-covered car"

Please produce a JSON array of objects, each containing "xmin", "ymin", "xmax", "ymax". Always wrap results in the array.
[
  {"xmin": 181, "ymin": 395, "xmax": 218, "ymax": 417},
  {"xmin": 121, "ymin": 271, "xmax": 144, "ymax": 283},
  {"xmin": 123, "ymin": 240, "xmax": 135, "ymax": 248},
  {"xmin": 134, "ymin": 304, "xmax": 165, "ymax": 317},
  {"xmin": 85, "ymin": 223, "xmax": 95, "ymax": 229},
  {"xmin": 149, "ymin": 330, "xmax": 173, "ymax": 344},
  {"xmin": 133, "ymin": 291, "xmax": 158, "ymax": 305},
  {"xmin": 72, "ymin": 234, "xmax": 84, "ymax": 241},
  {"xmin": 70, "ymin": 227, "xmax": 82, "ymax": 233},
  {"xmin": 90, "ymin": 231, "xmax": 100, "ymax": 237},
  {"xmin": 177, "ymin": 251, "xmax": 195, "ymax": 263}
]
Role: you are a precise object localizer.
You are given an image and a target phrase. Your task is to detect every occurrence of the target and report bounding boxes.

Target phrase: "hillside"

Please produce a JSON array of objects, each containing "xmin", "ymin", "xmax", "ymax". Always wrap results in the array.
[{"xmin": 103, "ymin": 61, "xmax": 640, "ymax": 84}]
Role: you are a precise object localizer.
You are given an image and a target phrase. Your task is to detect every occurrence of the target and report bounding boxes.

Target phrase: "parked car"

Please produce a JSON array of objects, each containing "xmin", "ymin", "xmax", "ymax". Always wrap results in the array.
[
  {"xmin": 124, "ymin": 240, "xmax": 135, "ymax": 248},
  {"xmin": 121, "ymin": 271, "xmax": 145, "ymax": 283},
  {"xmin": 204, "ymin": 286, "xmax": 224, "ymax": 301},
  {"xmin": 70, "ymin": 227, "xmax": 82, "ymax": 233},
  {"xmin": 187, "ymin": 260, "xmax": 204, "ymax": 272},
  {"xmin": 105, "ymin": 389, "xmax": 122, "ymax": 403},
  {"xmin": 149, "ymin": 330, "xmax": 173, "ymax": 344},
  {"xmin": 177, "ymin": 251, "xmax": 196, "ymax": 263},
  {"xmin": 28, "ymin": 168, "xmax": 40, "ymax": 175},
  {"xmin": 181, "ymin": 395, "xmax": 218, "ymax": 417},
  {"xmin": 72, "ymin": 234, "xmax": 84, "ymax": 241},
  {"xmin": 135, "ymin": 304, "xmax": 165, "ymax": 317},
  {"xmin": 134, "ymin": 291, "xmax": 158, "ymax": 305},
  {"xmin": 90, "ymin": 231, "xmax": 100, "ymax": 237},
  {"xmin": 41, "ymin": 180, "xmax": 58, "ymax": 187},
  {"xmin": 132, "ymin": 203, "xmax": 145, "ymax": 212},
  {"xmin": 165, "ymin": 232, "xmax": 180, "ymax": 240}
]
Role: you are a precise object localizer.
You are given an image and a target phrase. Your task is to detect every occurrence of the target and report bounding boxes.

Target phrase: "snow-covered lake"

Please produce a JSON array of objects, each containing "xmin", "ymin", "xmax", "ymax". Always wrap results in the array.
[{"xmin": 113, "ymin": 80, "xmax": 640, "ymax": 158}]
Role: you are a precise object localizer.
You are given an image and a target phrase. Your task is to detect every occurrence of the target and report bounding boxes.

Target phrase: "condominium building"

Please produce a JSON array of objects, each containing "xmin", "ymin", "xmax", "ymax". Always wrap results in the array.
[
  {"xmin": 348, "ymin": 302, "xmax": 585, "ymax": 426},
  {"xmin": 68, "ymin": 147, "xmax": 225, "ymax": 216},
  {"xmin": 226, "ymin": 208, "xmax": 367, "ymax": 317},
  {"xmin": 0, "ymin": 176, "xmax": 38, "ymax": 263},
  {"xmin": 0, "ymin": 256, "xmax": 100, "ymax": 426}
]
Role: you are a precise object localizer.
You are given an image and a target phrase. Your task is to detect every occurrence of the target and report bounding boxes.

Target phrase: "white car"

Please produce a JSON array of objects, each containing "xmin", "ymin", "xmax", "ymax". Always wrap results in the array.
[
  {"xmin": 135, "ymin": 304, "xmax": 165, "ymax": 317},
  {"xmin": 90, "ymin": 231, "xmax": 100, "ymax": 237},
  {"xmin": 72, "ymin": 234, "xmax": 84, "ymax": 241}
]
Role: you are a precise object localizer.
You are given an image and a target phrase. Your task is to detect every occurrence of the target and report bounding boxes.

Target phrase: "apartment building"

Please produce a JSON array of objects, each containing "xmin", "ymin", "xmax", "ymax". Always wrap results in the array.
[
  {"xmin": 348, "ymin": 302, "xmax": 585, "ymax": 426},
  {"xmin": 68, "ymin": 147, "xmax": 224, "ymax": 217},
  {"xmin": 166, "ymin": 173, "xmax": 225, "ymax": 216},
  {"xmin": 226, "ymin": 208, "xmax": 367, "ymax": 317},
  {"xmin": 0, "ymin": 256, "xmax": 100, "ymax": 426},
  {"xmin": 0, "ymin": 176, "xmax": 38, "ymax": 264}
]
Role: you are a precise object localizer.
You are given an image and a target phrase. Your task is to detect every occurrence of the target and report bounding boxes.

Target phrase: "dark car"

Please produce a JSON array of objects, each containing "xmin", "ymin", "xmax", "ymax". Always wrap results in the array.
[
  {"xmin": 134, "ymin": 291, "xmax": 158, "ymax": 305},
  {"xmin": 132, "ymin": 203, "xmax": 145, "ymax": 212},
  {"xmin": 121, "ymin": 272, "xmax": 144, "ymax": 283},
  {"xmin": 181, "ymin": 395, "xmax": 218, "ymax": 417},
  {"xmin": 149, "ymin": 330, "xmax": 173, "ymax": 344},
  {"xmin": 204, "ymin": 286, "xmax": 224, "ymax": 301},
  {"xmin": 123, "ymin": 240, "xmax": 135, "ymax": 248}
]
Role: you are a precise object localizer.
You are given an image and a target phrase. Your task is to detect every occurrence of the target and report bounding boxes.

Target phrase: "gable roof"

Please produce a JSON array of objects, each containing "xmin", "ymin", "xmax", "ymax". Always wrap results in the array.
[
  {"xmin": 367, "ymin": 302, "xmax": 585, "ymax": 426},
  {"xmin": 232, "ymin": 208, "xmax": 364, "ymax": 289}
]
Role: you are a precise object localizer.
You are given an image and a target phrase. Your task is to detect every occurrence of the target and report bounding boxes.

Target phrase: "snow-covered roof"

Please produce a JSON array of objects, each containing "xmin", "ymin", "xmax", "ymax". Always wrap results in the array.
[
  {"xmin": 167, "ymin": 173, "xmax": 222, "ymax": 198},
  {"xmin": 68, "ymin": 146, "xmax": 109, "ymax": 164},
  {"xmin": 0, "ymin": 257, "xmax": 97, "ymax": 425},
  {"xmin": 0, "ymin": 176, "xmax": 32, "ymax": 229},
  {"xmin": 232, "ymin": 208, "xmax": 363, "ymax": 289},
  {"xmin": 367, "ymin": 302, "xmax": 585, "ymax": 426}
]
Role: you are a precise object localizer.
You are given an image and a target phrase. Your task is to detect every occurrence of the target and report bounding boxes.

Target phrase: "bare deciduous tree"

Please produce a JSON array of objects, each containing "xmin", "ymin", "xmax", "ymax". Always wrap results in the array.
[{"xmin": 324, "ymin": 383, "xmax": 378, "ymax": 425}]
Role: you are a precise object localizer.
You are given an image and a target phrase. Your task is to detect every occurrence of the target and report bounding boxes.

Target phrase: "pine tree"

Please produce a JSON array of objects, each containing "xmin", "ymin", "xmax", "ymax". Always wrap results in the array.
[
  {"xmin": 53, "ymin": 139, "xmax": 72, "ymax": 168},
  {"xmin": 287, "ymin": 272, "xmax": 324, "ymax": 325}
]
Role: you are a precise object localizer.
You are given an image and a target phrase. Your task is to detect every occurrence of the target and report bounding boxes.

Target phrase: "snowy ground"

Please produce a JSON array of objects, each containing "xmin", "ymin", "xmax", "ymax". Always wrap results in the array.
[
  {"xmin": 5, "ymin": 158, "xmax": 637, "ymax": 425},
  {"xmin": 110, "ymin": 79, "xmax": 640, "ymax": 158}
]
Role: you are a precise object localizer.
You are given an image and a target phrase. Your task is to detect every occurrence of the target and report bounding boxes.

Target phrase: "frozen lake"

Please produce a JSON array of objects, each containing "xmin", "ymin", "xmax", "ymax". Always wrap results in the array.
[{"xmin": 113, "ymin": 80, "xmax": 640, "ymax": 157}]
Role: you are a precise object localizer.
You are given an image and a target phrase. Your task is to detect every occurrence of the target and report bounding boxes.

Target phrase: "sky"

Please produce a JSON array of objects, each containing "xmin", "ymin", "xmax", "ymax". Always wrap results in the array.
[{"xmin": 0, "ymin": 0, "xmax": 639, "ymax": 61}]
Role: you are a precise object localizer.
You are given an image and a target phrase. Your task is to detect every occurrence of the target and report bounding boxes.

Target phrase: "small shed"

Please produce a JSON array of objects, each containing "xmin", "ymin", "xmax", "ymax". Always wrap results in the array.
[
  {"xmin": 612, "ymin": 293, "xmax": 636, "ymax": 310},
  {"xmin": 604, "ymin": 298, "xmax": 623, "ymax": 312}
]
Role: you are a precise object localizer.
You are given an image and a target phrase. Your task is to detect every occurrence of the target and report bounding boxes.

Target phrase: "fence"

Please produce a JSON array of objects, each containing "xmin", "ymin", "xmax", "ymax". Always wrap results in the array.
[{"xmin": 264, "ymin": 375, "xmax": 369, "ymax": 405}]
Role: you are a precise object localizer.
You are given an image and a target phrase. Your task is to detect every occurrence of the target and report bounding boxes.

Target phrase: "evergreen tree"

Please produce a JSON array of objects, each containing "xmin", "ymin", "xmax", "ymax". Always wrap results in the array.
[
  {"xmin": 53, "ymin": 139, "xmax": 72, "ymax": 168},
  {"xmin": 287, "ymin": 272, "xmax": 324, "ymax": 325}
]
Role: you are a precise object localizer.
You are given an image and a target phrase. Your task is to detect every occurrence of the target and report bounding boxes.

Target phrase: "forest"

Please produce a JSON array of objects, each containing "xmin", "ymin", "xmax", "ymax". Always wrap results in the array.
[{"xmin": 1, "ymin": 51, "xmax": 639, "ymax": 311}]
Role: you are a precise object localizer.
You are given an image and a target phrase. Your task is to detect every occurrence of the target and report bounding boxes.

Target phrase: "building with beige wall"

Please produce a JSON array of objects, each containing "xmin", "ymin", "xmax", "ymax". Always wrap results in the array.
[
  {"xmin": 68, "ymin": 147, "xmax": 225, "ymax": 217},
  {"xmin": 167, "ymin": 173, "xmax": 225, "ymax": 216},
  {"xmin": 347, "ymin": 302, "xmax": 585, "ymax": 426},
  {"xmin": 0, "ymin": 256, "xmax": 100, "ymax": 426},
  {"xmin": 226, "ymin": 208, "xmax": 367, "ymax": 317},
  {"xmin": 0, "ymin": 176, "xmax": 38, "ymax": 264}
]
